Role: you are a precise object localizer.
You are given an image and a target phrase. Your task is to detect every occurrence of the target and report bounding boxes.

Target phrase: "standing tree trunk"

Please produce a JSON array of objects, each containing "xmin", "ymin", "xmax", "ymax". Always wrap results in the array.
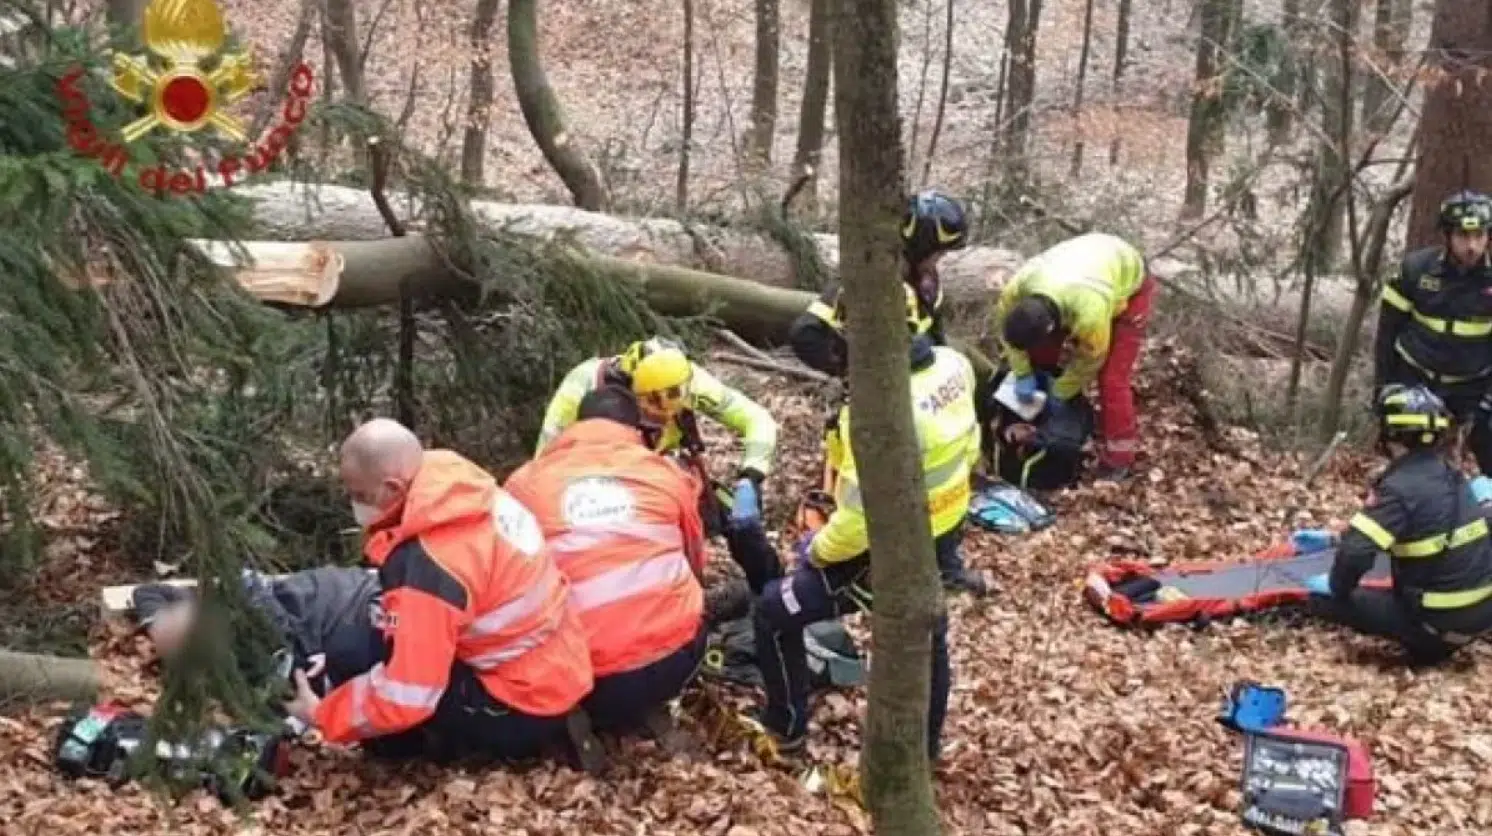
[
  {"xmin": 1267, "ymin": 0, "xmax": 1304, "ymax": 144},
  {"xmin": 919, "ymin": 0, "xmax": 955, "ymax": 186},
  {"xmin": 790, "ymin": 0, "xmax": 832, "ymax": 209},
  {"xmin": 1001, "ymin": 0, "xmax": 1043, "ymax": 174},
  {"xmin": 677, "ymin": 0, "xmax": 696, "ymax": 212},
  {"xmin": 747, "ymin": 0, "xmax": 780, "ymax": 165},
  {"xmin": 321, "ymin": 0, "xmax": 365, "ymax": 106},
  {"xmin": 1180, "ymin": 0, "xmax": 1240, "ymax": 218},
  {"xmin": 1304, "ymin": 0, "xmax": 1358, "ymax": 268},
  {"xmin": 508, "ymin": 0, "xmax": 609, "ymax": 210},
  {"xmin": 833, "ymin": 0, "xmax": 942, "ymax": 830},
  {"xmin": 1361, "ymin": 0, "xmax": 1412, "ymax": 135},
  {"xmin": 460, "ymin": 0, "xmax": 502, "ymax": 188},
  {"xmin": 1108, "ymin": 0, "xmax": 1131, "ymax": 165},
  {"xmin": 1069, "ymin": 0, "xmax": 1096, "ymax": 177},
  {"xmin": 1406, "ymin": 0, "xmax": 1492, "ymax": 249},
  {"xmin": 250, "ymin": 0, "xmax": 316, "ymax": 140}
]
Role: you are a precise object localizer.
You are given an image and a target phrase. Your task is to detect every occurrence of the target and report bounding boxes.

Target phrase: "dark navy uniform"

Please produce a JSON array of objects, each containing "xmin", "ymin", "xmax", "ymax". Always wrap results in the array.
[
  {"xmin": 1325, "ymin": 448, "xmax": 1492, "ymax": 663},
  {"xmin": 789, "ymin": 275, "xmax": 943, "ymax": 378},
  {"xmin": 1374, "ymin": 246, "xmax": 1492, "ymax": 470}
]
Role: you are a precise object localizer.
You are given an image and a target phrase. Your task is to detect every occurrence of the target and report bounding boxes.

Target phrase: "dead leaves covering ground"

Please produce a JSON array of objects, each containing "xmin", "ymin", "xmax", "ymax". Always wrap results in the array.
[{"xmin": 4, "ymin": 349, "xmax": 1492, "ymax": 835}]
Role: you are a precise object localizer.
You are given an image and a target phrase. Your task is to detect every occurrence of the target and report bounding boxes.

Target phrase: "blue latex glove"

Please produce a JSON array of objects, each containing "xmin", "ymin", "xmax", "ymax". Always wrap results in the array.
[
  {"xmin": 730, "ymin": 478, "xmax": 760, "ymax": 528},
  {"xmin": 1290, "ymin": 528, "xmax": 1337, "ymax": 554},
  {"xmin": 1471, "ymin": 475, "xmax": 1492, "ymax": 505},
  {"xmin": 1013, "ymin": 374, "xmax": 1041, "ymax": 404},
  {"xmin": 1303, "ymin": 573, "xmax": 1333, "ymax": 597}
]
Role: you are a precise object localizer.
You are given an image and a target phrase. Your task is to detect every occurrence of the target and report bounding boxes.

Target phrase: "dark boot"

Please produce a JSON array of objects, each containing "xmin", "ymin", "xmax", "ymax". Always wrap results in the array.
[{"xmin": 563, "ymin": 708, "xmax": 608, "ymax": 776}]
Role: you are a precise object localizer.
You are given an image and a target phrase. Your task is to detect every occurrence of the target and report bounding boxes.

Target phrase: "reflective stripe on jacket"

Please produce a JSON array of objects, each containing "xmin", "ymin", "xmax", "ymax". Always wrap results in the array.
[
  {"xmin": 504, "ymin": 419, "xmax": 707, "ymax": 676},
  {"xmin": 535, "ymin": 355, "xmax": 779, "ymax": 476},
  {"xmin": 313, "ymin": 451, "xmax": 593, "ymax": 743},
  {"xmin": 1332, "ymin": 448, "xmax": 1492, "ymax": 612},
  {"xmin": 812, "ymin": 344, "xmax": 982, "ymax": 564},
  {"xmin": 993, "ymin": 232, "xmax": 1146, "ymax": 399},
  {"xmin": 1374, "ymin": 246, "xmax": 1492, "ymax": 385}
]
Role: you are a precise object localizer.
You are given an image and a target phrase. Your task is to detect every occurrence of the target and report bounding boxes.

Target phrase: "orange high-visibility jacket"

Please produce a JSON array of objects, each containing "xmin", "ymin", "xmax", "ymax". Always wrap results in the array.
[
  {"xmin": 504, "ymin": 419, "xmax": 707, "ymax": 677},
  {"xmin": 314, "ymin": 450, "xmax": 593, "ymax": 743}
]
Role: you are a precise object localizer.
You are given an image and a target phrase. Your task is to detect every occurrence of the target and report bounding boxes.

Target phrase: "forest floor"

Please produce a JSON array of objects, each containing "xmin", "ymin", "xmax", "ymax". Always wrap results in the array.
[{"xmin": 3, "ymin": 345, "xmax": 1491, "ymax": 835}]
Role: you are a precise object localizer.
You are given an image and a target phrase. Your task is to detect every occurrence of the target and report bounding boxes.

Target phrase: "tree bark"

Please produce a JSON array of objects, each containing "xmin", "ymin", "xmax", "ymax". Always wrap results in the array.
[
  {"xmin": 249, "ymin": 0, "xmax": 316, "ymax": 141},
  {"xmin": 747, "ymin": 0, "xmax": 780, "ymax": 164},
  {"xmin": 1181, "ymin": 0, "xmax": 1240, "ymax": 218},
  {"xmin": 1068, "ymin": 0, "xmax": 1096, "ymax": 177},
  {"xmin": 1361, "ymin": 0, "xmax": 1412, "ymax": 135},
  {"xmin": 320, "ymin": 0, "xmax": 365, "ymax": 106},
  {"xmin": 677, "ymin": 0, "xmax": 696, "ymax": 212},
  {"xmin": 508, "ymin": 0, "xmax": 609, "ymax": 210},
  {"xmin": 460, "ymin": 0, "xmax": 503, "ymax": 188},
  {"xmin": 790, "ymin": 0, "xmax": 832, "ymax": 208},
  {"xmin": 1108, "ymin": 0, "xmax": 1131, "ymax": 165},
  {"xmin": 1405, "ymin": 0, "xmax": 1492, "ymax": 250},
  {"xmin": 0, "ymin": 649, "xmax": 99, "ymax": 705},
  {"xmin": 833, "ymin": 0, "xmax": 942, "ymax": 830},
  {"xmin": 919, "ymin": 0, "xmax": 956, "ymax": 186},
  {"xmin": 1000, "ymin": 0, "xmax": 1042, "ymax": 170},
  {"xmin": 1305, "ymin": 0, "xmax": 1358, "ymax": 269},
  {"xmin": 1267, "ymin": 0, "xmax": 1304, "ymax": 145}
]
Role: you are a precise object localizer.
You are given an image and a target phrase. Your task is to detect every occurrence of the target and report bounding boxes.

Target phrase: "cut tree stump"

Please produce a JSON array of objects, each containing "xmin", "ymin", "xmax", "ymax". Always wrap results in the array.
[{"xmin": 0, "ymin": 649, "xmax": 99, "ymax": 705}]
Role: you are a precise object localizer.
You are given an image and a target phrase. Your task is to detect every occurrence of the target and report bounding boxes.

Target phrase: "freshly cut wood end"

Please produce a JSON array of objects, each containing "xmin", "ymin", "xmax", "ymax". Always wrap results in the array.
[{"xmin": 189, "ymin": 239, "xmax": 343, "ymax": 307}]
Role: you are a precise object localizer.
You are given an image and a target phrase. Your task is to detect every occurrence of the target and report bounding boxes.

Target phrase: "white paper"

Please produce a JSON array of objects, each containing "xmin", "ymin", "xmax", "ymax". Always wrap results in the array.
[{"xmin": 994, "ymin": 375, "xmax": 1046, "ymax": 421}]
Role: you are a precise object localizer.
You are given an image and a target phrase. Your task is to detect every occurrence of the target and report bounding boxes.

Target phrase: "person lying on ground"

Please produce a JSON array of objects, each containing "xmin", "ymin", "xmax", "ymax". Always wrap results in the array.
[
  {"xmin": 752, "ymin": 332, "xmax": 980, "ymax": 758},
  {"xmin": 788, "ymin": 189, "xmax": 969, "ymax": 377},
  {"xmin": 993, "ymin": 231, "xmax": 1157, "ymax": 482},
  {"xmin": 982, "ymin": 367, "xmax": 1094, "ymax": 491},
  {"xmin": 132, "ymin": 566, "xmax": 383, "ymax": 695},
  {"xmin": 282, "ymin": 418, "xmax": 603, "ymax": 770},
  {"xmin": 1373, "ymin": 190, "xmax": 1492, "ymax": 474},
  {"xmin": 1304, "ymin": 385, "xmax": 1492, "ymax": 666},
  {"xmin": 506, "ymin": 386, "xmax": 728, "ymax": 737},
  {"xmin": 536, "ymin": 336, "xmax": 781, "ymax": 595}
]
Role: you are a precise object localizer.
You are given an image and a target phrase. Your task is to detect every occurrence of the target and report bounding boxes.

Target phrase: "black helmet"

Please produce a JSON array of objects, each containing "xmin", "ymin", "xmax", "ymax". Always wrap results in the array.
[
  {"xmin": 1438, "ymin": 190, "xmax": 1492, "ymax": 233},
  {"xmin": 1002, "ymin": 296, "xmax": 1059, "ymax": 351},
  {"xmin": 901, "ymin": 190, "xmax": 968, "ymax": 263},
  {"xmin": 1375, "ymin": 384, "xmax": 1453, "ymax": 448}
]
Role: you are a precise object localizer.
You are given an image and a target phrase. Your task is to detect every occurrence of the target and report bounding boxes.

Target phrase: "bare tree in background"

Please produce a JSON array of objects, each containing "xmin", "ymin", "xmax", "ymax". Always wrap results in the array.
[
  {"xmin": 104, "ymin": 0, "xmax": 145, "ymax": 43},
  {"xmin": 919, "ymin": 0, "xmax": 955, "ymax": 186},
  {"xmin": 1405, "ymin": 0, "xmax": 1492, "ymax": 249},
  {"xmin": 1361, "ymin": 0, "xmax": 1413, "ymax": 135},
  {"xmin": 677, "ymin": 0, "xmax": 695, "ymax": 212},
  {"xmin": 790, "ymin": 0, "xmax": 832, "ymax": 209},
  {"xmin": 509, "ymin": 0, "xmax": 609, "ymax": 210},
  {"xmin": 833, "ymin": 0, "xmax": 943, "ymax": 828},
  {"xmin": 747, "ymin": 0, "xmax": 780, "ymax": 164},
  {"xmin": 250, "ymin": 0, "xmax": 315, "ymax": 140},
  {"xmin": 1267, "ymin": 0, "xmax": 1306, "ymax": 145},
  {"xmin": 1069, "ymin": 0, "xmax": 1096, "ymax": 177},
  {"xmin": 1181, "ymin": 0, "xmax": 1240, "ymax": 218},
  {"xmin": 1000, "ymin": 0, "xmax": 1043, "ymax": 175},
  {"xmin": 1108, "ymin": 0, "xmax": 1131, "ymax": 165},
  {"xmin": 460, "ymin": 0, "xmax": 502, "ymax": 188},
  {"xmin": 321, "ymin": 0, "xmax": 365, "ymax": 106},
  {"xmin": 1300, "ymin": 0, "xmax": 1359, "ymax": 269}
]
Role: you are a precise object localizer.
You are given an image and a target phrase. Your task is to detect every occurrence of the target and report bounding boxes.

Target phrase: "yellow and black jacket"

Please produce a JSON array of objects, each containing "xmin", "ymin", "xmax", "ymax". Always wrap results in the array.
[
  {"xmin": 1333, "ymin": 448, "xmax": 1492, "ymax": 620},
  {"xmin": 1375, "ymin": 247, "xmax": 1492, "ymax": 388},
  {"xmin": 789, "ymin": 273, "xmax": 943, "ymax": 378}
]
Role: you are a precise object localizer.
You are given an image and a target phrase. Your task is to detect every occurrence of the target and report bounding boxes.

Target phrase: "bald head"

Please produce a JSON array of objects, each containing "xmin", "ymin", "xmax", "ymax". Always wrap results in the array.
[{"xmin": 340, "ymin": 418, "xmax": 424, "ymax": 523}]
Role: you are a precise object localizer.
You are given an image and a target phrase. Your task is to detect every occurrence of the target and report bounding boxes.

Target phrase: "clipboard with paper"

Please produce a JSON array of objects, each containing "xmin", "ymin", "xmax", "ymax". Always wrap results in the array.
[{"xmin": 993, "ymin": 374, "xmax": 1047, "ymax": 422}]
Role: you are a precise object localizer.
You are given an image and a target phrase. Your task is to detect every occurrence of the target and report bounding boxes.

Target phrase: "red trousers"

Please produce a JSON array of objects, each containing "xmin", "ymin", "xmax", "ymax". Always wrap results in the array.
[{"xmin": 1027, "ymin": 275, "xmax": 1156, "ymax": 468}]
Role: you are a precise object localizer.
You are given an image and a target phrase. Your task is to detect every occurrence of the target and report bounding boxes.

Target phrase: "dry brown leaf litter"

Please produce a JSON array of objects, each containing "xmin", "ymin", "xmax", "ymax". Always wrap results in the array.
[{"xmin": 3, "ymin": 351, "xmax": 1491, "ymax": 834}]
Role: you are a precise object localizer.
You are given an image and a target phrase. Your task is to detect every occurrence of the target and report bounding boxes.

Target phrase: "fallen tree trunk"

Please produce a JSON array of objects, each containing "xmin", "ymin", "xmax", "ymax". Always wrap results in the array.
[
  {"xmin": 0, "ymin": 649, "xmax": 99, "ymax": 705},
  {"xmin": 188, "ymin": 235, "xmax": 998, "ymax": 376}
]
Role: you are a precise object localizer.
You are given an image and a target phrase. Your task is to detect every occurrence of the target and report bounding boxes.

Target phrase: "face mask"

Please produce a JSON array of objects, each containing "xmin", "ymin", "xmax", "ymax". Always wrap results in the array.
[{"xmin": 351, "ymin": 501, "xmax": 380, "ymax": 527}]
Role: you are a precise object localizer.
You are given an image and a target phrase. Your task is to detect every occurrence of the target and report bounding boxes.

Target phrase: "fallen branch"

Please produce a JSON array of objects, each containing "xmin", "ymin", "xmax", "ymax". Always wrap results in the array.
[
  {"xmin": 0, "ymin": 649, "xmax": 98, "ymax": 706},
  {"xmin": 714, "ymin": 327, "xmax": 776, "ymax": 363},
  {"xmin": 714, "ymin": 351, "xmax": 831, "ymax": 383}
]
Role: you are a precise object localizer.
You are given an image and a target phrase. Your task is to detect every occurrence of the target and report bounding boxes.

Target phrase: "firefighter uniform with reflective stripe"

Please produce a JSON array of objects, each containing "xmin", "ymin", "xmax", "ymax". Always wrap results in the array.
[
  {"xmin": 313, "ymin": 451, "xmax": 593, "ymax": 754},
  {"xmin": 1374, "ymin": 247, "xmax": 1492, "ymax": 471},
  {"xmin": 790, "ymin": 279, "xmax": 943, "ymax": 377},
  {"xmin": 1326, "ymin": 448, "xmax": 1492, "ymax": 663},
  {"xmin": 992, "ymin": 233, "xmax": 1154, "ymax": 468},
  {"xmin": 536, "ymin": 355, "xmax": 778, "ymax": 479},
  {"xmin": 753, "ymin": 337, "xmax": 979, "ymax": 753}
]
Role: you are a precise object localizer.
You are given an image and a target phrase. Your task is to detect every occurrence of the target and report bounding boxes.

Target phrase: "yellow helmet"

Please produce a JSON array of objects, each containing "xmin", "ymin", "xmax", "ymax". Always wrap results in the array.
[{"xmin": 622, "ymin": 337, "xmax": 693, "ymax": 421}]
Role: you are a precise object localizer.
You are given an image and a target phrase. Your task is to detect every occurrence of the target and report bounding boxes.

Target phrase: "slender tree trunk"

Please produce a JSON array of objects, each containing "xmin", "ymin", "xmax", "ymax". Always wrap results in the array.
[
  {"xmin": 1305, "ymin": 0, "xmax": 1359, "ymax": 268},
  {"xmin": 1108, "ymin": 0, "xmax": 1131, "ymax": 165},
  {"xmin": 508, "ymin": 0, "xmax": 609, "ymax": 210},
  {"xmin": 907, "ymin": 0, "xmax": 937, "ymax": 170},
  {"xmin": 1406, "ymin": 0, "xmax": 1492, "ymax": 249},
  {"xmin": 1361, "ymin": 0, "xmax": 1412, "ymax": 135},
  {"xmin": 460, "ymin": 0, "xmax": 502, "ymax": 188},
  {"xmin": 321, "ymin": 0, "xmax": 364, "ymax": 105},
  {"xmin": 1267, "ymin": 0, "xmax": 1303, "ymax": 144},
  {"xmin": 1069, "ymin": 0, "xmax": 1096, "ymax": 177},
  {"xmin": 920, "ymin": 0, "xmax": 955, "ymax": 186},
  {"xmin": 747, "ymin": 0, "xmax": 780, "ymax": 164},
  {"xmin": 1001, "ymin": 0, "xmax": 1042, "ymax": 174},
  {"xmin": 677, "ymin": 0, "xmax": 696, "ymax": 212},
  {"xmin": 833, "ymin": 0, "xmax": 942, "ymax": 829},
  {"xmin": 250, "ymin": 0, "xmax": 316, "ymax": 140},
  {"xmin": 1181, "ymin": 0, "xmax": 1240, "ymax": 218},
  {"xmin": 791, "ymin": 0, "xmax": 832, "ymax": 209}
]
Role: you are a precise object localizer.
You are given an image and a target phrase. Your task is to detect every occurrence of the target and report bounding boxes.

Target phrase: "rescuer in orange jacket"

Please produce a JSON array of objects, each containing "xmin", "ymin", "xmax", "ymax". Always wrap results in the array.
[
  {"xmin": 505, "ymin": 386, "xmax": 713, "ymax": 733},
  {"xmin": 282, "ymin": 418, "xmax": 601, "ymax": 769}
]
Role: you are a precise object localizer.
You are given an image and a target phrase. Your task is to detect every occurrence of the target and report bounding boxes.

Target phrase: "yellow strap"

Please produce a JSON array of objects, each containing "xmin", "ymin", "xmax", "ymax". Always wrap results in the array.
[
  {"xmin": 1422, "ymin": 583, "xmax": 1492, "ymax": 609},
  {"xmin": 1349, "ymin": 512, "xmax": 1397, "ymax": 550},
  {"xmin": 807, "ymin": 299, "xmax": 841, "ymax": 328},
  {"xmin": 1381, "ymin": 284, "xmax": 1412, "ymax": 312},
  {"xmin": 1392, "ymin": 517, "xmax": 1488, "ymax": 559}
]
